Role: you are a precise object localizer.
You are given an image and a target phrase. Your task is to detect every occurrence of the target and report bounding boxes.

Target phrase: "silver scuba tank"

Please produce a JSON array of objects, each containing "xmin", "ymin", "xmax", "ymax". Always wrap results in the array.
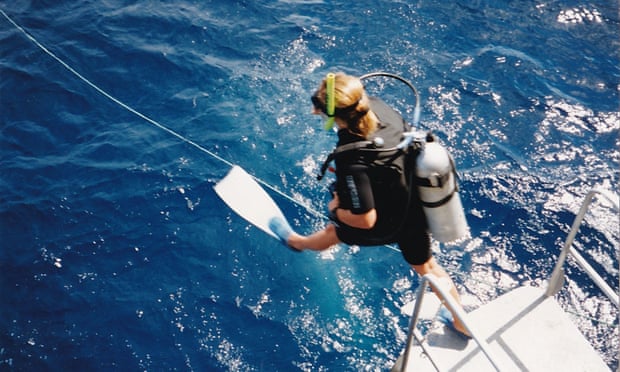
[{"xmin": 414, "ymin": 134, "xmax": 470, "ymax": 243}]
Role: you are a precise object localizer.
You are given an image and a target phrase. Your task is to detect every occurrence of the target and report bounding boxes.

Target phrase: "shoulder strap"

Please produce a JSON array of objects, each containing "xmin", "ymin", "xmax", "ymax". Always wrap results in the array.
[{"xmin": 317, "ymin": 140, "xmax": 373, "ymax": 180}]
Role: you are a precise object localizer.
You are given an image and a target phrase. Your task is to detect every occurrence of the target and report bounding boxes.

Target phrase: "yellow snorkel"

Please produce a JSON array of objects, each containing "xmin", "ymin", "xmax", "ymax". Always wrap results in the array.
[{"xmin": 324, "ymin": 73, "xmax": 336, "ymax": 131}]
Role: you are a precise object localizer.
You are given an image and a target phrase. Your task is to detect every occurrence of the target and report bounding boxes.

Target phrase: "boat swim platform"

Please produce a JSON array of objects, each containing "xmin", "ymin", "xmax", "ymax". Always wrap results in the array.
[{"xmin": 392, "ymin": 285, "xmax": 610, "ymax": 372}]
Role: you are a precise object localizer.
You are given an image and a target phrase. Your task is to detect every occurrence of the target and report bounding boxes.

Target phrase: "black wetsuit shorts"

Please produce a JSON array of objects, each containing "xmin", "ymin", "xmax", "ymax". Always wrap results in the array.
[{"xmin": 335, "ymin": 192, "xmax": 432, "ymax": 266}]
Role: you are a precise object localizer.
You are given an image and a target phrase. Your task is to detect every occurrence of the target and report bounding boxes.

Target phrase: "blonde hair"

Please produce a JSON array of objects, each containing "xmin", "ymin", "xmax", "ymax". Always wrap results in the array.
[{"xmin": 313, "ymin": 73, "xmax": 378, "ymax": 138}]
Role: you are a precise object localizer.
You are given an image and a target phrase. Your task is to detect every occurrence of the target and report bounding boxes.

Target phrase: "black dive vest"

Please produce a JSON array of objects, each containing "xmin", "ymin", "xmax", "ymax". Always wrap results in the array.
[
  {"xmin": 318, "ymin": 97, "xmax": 409, "ymax": 181},
  {"xmin": 318, "ymin": 97, "xmax": 415, "ymax": 243}
]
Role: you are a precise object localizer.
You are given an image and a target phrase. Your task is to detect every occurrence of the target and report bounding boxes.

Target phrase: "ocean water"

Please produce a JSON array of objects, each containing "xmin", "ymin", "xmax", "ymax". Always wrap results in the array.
[{"xmin": 1, "ymin": 0, "xmax": 618, "ymax": 370}]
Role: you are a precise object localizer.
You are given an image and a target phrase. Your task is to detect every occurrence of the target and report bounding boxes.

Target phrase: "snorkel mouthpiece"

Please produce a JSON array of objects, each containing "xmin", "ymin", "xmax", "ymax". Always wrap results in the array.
[{"xmin": 324, "ymin": 73, "xmax": 336, "ymax": 131}]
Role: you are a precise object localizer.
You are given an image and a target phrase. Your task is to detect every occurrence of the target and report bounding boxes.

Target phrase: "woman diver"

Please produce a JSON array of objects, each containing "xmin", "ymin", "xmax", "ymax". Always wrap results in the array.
[{"xmin": 269, "ymin": 72, "xmax": 471, "ymax": 338}]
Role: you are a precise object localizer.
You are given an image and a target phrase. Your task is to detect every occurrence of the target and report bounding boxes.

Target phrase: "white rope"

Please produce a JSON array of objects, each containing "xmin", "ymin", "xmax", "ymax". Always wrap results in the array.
[{"xmin": 0, "ymin": 8, "xmax": 328, "ymax": 219}]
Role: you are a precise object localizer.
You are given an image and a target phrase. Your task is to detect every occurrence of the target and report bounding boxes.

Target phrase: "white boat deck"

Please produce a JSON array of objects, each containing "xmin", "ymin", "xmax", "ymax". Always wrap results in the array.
[
  {"xmin": 392, "ymin": 189, "xmax": 618, "ymax": 372},
  {"xmin": 392, "ymin": 286, "xmax": 610, "ymax": 371}
]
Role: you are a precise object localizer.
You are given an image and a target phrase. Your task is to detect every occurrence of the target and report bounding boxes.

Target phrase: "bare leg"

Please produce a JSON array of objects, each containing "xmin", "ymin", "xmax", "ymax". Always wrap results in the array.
[
  {"xmin": 411, "ymin": 257, "xmax": 470, "ymax": 336},
  {"xmin": 288, "ymin": 223, "xmax": 341, "ymax": 251}
]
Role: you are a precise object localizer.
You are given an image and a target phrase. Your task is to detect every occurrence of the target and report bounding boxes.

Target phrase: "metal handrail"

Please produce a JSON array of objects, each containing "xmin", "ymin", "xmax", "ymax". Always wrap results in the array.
[
  {"xmin": 400, "ymin": 273, "xmax": 503, "ymax": 372},
  {"xmin": 545, "ymin": 188, "xmax": 619, "ymax": 308}
]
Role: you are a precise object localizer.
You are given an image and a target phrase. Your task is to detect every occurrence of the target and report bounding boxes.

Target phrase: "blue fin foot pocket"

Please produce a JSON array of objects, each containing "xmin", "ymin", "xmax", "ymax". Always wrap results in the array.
[{"xmin": 268, "ymin": 217, "xmax": 300, "ymax": 253}]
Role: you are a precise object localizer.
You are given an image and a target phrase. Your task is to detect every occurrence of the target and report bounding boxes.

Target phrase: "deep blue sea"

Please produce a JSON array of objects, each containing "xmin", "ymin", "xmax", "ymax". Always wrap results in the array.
[{"xmin": 1, "ymin": 1, "xmax": 618, "ymax": 370}]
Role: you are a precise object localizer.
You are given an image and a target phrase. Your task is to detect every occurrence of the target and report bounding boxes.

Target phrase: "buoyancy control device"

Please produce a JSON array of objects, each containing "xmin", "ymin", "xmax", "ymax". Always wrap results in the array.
[{"xmin": 317, "ymin": 72, "xmax": 469, "ymax": 243}]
